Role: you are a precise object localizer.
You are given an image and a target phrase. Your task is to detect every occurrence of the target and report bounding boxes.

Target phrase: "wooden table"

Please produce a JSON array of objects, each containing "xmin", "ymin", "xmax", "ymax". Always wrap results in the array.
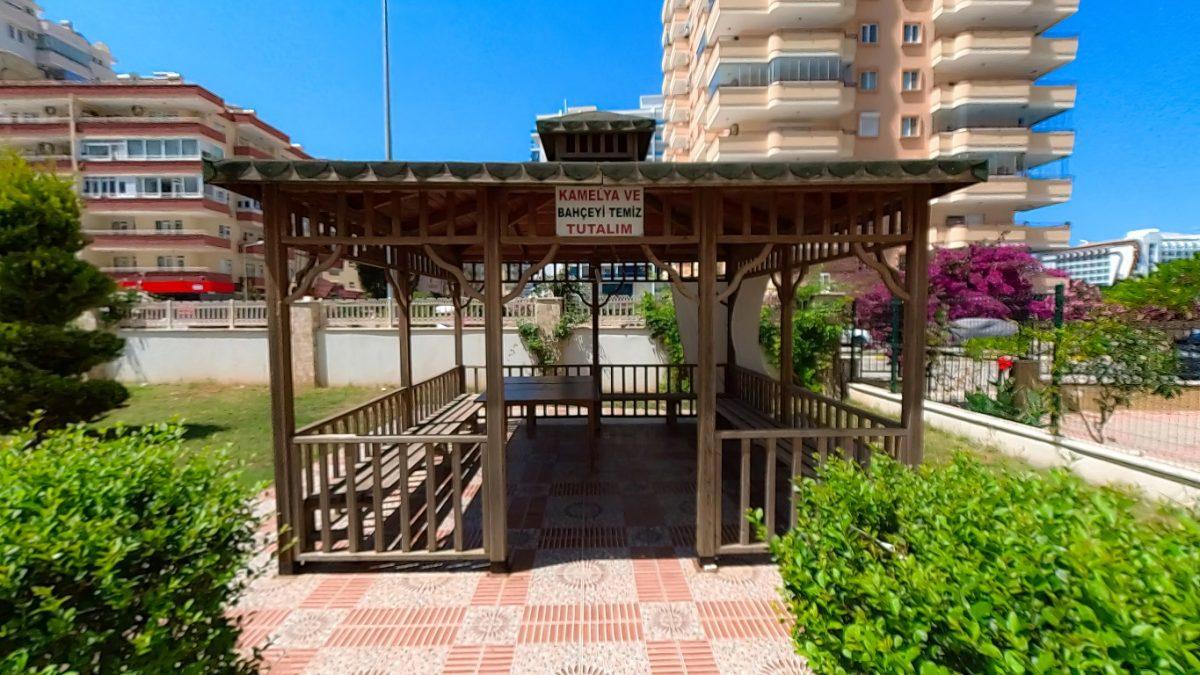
[{"xmin": 478, "ymin": 375, "xmax": 600, "ymax": 468}]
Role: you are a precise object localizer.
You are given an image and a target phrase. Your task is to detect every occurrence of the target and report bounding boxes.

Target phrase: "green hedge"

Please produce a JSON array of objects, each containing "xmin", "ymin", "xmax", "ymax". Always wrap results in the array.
[
  {"xmin": 765, "ymin": 455, "xmax": 1200, "ymax": 674},
  {"xmin": 0, "ymin": 424, "xmax": 260, "ymax": 673}
]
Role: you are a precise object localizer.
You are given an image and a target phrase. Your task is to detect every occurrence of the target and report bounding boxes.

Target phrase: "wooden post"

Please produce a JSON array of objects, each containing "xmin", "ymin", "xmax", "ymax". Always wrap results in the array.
[
  {"xmin": 263, "ymin": 185, "xmax": 299, "ymax": 574},
  {"xmin": 452, "ymin": 280, "xmax": 465, "ymax": 393},
  {"xmin": 778, "ymin": 246, "xmax": 795, "ymax": 427},
  {"xmin": 696, "ymin": 189, "xmax": 719, "ymax": 564},
  {"xmin": 481, "ymin": 188, "xmax": 508, "ymax": 571},
  {"xmin": 900, "ymin": 186, "xmax": 931, "ymax": 466}
]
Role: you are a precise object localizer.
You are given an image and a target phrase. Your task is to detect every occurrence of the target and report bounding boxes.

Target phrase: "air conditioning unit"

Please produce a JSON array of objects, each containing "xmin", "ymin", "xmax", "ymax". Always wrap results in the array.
[
  {"xmin": 729, "ymin": 124, "xmax": 740, "ymax": 137},
  {"xmin": 131, "ymin": 105, "xmax": 145, "ymax": 116},
  {"xmin": 37, "ymin": 142, "xmax": 55, "ymax": 154},
  {"xmin": 43, "ymin": 106, "xmax": 57, "ymax": 116}
]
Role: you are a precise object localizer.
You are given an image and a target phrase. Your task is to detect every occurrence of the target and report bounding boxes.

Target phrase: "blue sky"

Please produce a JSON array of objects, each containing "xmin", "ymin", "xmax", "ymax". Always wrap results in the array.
[{"xmin": 45, "ymin": 1, "xmax": 1200, "ymax": 243}]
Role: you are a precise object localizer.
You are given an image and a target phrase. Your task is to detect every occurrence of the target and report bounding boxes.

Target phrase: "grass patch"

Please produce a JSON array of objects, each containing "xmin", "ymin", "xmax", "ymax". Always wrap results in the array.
[{"xmin": 91, "ymin": 383, "xmax": 383, "ymax": 487}]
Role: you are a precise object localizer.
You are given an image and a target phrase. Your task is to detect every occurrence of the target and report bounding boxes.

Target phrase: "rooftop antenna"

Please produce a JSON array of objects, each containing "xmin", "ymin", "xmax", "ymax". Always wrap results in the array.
[{"xmin": 382, "ymin": 0, "xmax": 393, "ymax": 160}]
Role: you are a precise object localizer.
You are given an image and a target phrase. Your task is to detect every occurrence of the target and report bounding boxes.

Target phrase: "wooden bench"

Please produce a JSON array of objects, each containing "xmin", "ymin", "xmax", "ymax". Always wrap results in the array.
[
  {"xmin": 601, "ymin": 392, "xmax": 694, "ymax": 425},
  {"xmin": 715, "ymin": 396, "xmax": 819, "ymax": 478},
  {"xmin": 304, "ymin": 393, "xmax": 485, "ymax": 514}
]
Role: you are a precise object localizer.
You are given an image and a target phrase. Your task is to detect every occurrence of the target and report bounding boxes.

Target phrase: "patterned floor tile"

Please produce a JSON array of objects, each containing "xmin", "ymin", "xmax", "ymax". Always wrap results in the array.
[
  {"xmin": 269, "ymin": 609, "xmax": 348, "ymax": 649},
  {"xmin": 645, "ymin": 640, "xmax": 721, "ymax": 674},
  {"xmin": 326, "ymin": 607, "xmax": 466, "ymax": 648},
  {"xmin": 472, "ymin": 570, "xmax": 532, "ymax": 606},
  {"xmin": 542, "ymin": 495, "xmax": 626, "ymax": 528},
  {"xmin": 528, "ymin": 551, "xmax": 637, "ymax": 606},
  {"xmin": 235, "ymin": 575, "xmax": 324, "ymax": 610},
  {"xmin": 303, "ymin": 646, "xmax": 448, "ymax": 674},
  {"xmin": 443, "ymin": 644, "xmax": 517, "ymax": 674},
  {"xmin": 456, "ymin": 605, "xmax": 523, "ymax": 645},
  {"xmin": 510, "ymin": 642, "xmax": 652, "ymax": 675},
  {"xmin": 518, "ymin": 604, "xmax": 643, "ymax": 644},
  {"xmin": 640, "ymin": 603, "xmax": 705, "ymax": 642},
  {"xmin": 300, "ymin": 576, "xmax": 374, "ymax": 609},
  {"xmin": 696, "ymin": 601, "xmax": 790, "ymax": 641},
  {"xmin": 357, "ymin": 572, "xmax": 481, "ymax": 607},
  {"xmin": 633, "ymin": 558, "xmax": 693, "ymax": 603},
  {"xmin": 258, "ymin": 648, "xmax": 318, "ymax": 674},
  {"xmin": 683, "ymin": 561, "xmax": 784, "ymax": 602},
  {"xmin": 709, "ymin": 638, "xmax": 811, "ymax": 674}
]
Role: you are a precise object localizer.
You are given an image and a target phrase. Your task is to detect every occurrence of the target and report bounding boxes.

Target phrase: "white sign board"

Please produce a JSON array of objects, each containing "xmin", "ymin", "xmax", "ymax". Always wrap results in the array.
[{"xmin": 555, "ymin": 186, "xmax": 644, "ymax": 237}]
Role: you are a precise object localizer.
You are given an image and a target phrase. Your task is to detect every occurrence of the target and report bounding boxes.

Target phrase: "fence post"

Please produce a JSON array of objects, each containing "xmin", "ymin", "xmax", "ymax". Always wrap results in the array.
[
  {"xmin": 1050, "ymin": 283, "xmax": 1065, "ymax": 433},
  {"xmin": 889, "ymin": 297, "xmax": 902, "ymax": 394},
  {"xmin": 228, "ymin": 298, "xmax": 236, "ymax": 329},
  {"xmin": 165, "ymin": 299, "xmax": 174, "ymax": 330},
  {"xmin": 849, "ymin": 299, "xmax": 859, "ymax": 382}
]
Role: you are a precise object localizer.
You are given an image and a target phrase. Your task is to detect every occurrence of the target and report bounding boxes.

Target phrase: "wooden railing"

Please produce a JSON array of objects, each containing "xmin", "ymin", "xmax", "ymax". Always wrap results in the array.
[
  {"xmin": 290, "ymin": 366, "xmax": 485, "ymax": 562},
  {"xmin": 463, "ymin": 363, "xmax": 698, "ymax": 417},
  {"xmin": 716, "ymin": 365, "xmax": 906, "ymax": 555}
]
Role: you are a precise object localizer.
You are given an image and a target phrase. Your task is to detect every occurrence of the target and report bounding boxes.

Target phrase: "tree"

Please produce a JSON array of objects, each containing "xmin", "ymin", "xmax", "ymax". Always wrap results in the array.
[
  {"xmin": 1104, "ymin": 253, "xmax": 1200, "ymax": 320},
  {"xmin": 356, "ymin": 264, "xmax": 389, "ymax": 299},
  {"xmin": 1054, "ymin": 318, "xmax": 1180, "ymax": 442},
  {"xmin": 0, "ymin": 153, "xmax": 127, "ymax": 431},
  {"xmin": 760, "ymin": 283, "xmax": 848, "ymax": 391}
]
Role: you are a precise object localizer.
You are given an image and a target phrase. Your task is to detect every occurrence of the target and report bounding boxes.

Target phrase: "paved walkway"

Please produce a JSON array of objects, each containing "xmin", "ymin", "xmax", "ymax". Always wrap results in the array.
[{"xmin": 233, "ymin": 421, "xmax": 808, "ymax": 674}]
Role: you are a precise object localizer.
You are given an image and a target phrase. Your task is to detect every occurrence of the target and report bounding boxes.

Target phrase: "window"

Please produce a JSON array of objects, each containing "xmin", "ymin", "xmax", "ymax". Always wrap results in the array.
[
  {"xmin": 155, "ymin": 219, "xmax": 183, "ymax": 231},
  {"xmin": 860, "ymin": 23, "xmax": 879, "ymax": 45},
  {"xmin": 112, "ymin": 256, "xmax": 136, "ymax": 269},
  {"xmin": 110, "ymin": 220, "xmax": 131, "ymax": 231},
  {"xmin": 156, "ymin": 255, "xmax": 186, "ymax": 269},
  {"xmin": 218, "ymin": 224, "xmax": 231, "ymax": 238},
  {"xmin": 901, "ymin": 116, "xmax": 922, "ymax": 138},
  {"xmin": 858, "ymin": 112, "xmax": 881, "ymax": 138},
  {"xmin": 7, "ymin": 25, "xmax": 14, "ymax": 40},
  {"xmin": 903, "ymin": 23, "xmax": 922, "ymax": 44},
  {"xmin": 859, "ymin": 70, "xmax": 878, "ymax": 91},
  {"xmin": 220, "ymin": 259, "xmax": 233, "ymax": 275},
  {"xmin": 902, "ymin": 70, "xmax": 921, "ymax": 91}
]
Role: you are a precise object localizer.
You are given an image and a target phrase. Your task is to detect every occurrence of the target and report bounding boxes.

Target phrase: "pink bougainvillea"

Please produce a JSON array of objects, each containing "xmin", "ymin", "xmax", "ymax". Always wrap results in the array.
[{"xmin": 856, "ymin": 244, "xmax": 1106, "ymax": 342}]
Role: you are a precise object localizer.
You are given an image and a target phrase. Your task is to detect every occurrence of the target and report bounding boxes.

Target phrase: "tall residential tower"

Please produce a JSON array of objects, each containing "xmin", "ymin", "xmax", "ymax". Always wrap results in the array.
[{"xmin": 661, "ymin": 0, "xmax": 1079, "ymax": 249}]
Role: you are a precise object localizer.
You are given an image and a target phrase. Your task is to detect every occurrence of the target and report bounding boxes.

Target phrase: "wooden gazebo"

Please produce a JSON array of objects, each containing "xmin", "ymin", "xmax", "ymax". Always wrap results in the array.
[{"xmin": 207, "ymin": 154, "xmax": 985, "ymax": 574}]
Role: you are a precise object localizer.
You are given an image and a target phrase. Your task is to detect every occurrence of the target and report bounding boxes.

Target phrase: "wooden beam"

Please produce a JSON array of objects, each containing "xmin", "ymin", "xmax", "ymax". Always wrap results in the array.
[
  {"xmin": 481, "ymin": 187, "xmax": 508, "ymax": 571},
  {"xmin": 900, "ymin": 185, "xmax": 932, "ymax": 466},
  {"xmin": 263, "ymin": 185, "xmax": 299, "ymax": 574},
  {"xmin": 778, "ymin": 246, "xmax": 795, "ymax": 427}
]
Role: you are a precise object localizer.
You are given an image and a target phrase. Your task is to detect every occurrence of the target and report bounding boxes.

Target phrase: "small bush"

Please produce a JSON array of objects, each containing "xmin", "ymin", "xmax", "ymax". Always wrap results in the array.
[
  {"xmin": 766, "ymin": 455, "xmax": 1200, "ymax": 674},
  {"xmin": 0, "ymin": 424, "xmax": 260, "ymax": 673}
]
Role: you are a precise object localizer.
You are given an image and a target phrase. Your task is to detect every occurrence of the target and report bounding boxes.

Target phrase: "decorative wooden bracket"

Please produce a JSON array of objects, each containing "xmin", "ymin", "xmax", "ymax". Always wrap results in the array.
[
  {"xmin": 423, "ymin": 244, "xmax": 484, "ymax": 303},
  {"xmin": 500, "ymin": 244, "xmax": 559, "ymax": 304},
  {"xmin": 641, "ymin": 245, "xmax": 697, "ymax": 302},
  {"xmin": 853, "ymin": 242, "xmax": 910, "ymax": 302},
  {"xmin": 385, "ymin": 268, "xmax": 418, "ymax": 311},
  {"xmin": 715, "ymin": 244, "xmax": 773, "ymax": 304},
  {"xmin": 286, "ymin": 245, "xmax": 344, "ymax": 303}
]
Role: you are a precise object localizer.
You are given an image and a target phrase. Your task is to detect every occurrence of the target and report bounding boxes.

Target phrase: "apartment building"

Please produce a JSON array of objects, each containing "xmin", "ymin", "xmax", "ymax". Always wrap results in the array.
[
  {"xmin": 661, "ymin": 0, "xmax": 1079, "ymax": 249},
  {"xmin": 0, "ymin": 0, "xmax": 114, "ymax": 81},
  {"xmin": 1037, "ymin": 229, "xmax": 1200, "ymax": 286},
  {"xmin": 0, "ymin": 75, "xmax": 363, "ymax": 298},
  {"xmin": 530, "ymin": 95, "xmax": 666, "ymax": 162}
]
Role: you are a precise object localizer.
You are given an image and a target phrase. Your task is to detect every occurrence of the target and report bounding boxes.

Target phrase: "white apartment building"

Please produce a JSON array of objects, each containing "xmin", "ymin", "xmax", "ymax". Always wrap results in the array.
[
  {"xmin": 0, "ymin": 0, "xmax": 114, "ymax": 81},
  {"xmin": 1037, "ymin": 229, "xmax": 1200, "ymax": 286},
  {"xmin": 530, "ymin": 94, "xmax": 666, "ymax": 162},
  {"xmin": 661, "ymin": 0, "xmax": 1079, "ymax": 250},
  {"xmin": 0, "ymin": 75, "xmax": 362, "ymax": 298}
]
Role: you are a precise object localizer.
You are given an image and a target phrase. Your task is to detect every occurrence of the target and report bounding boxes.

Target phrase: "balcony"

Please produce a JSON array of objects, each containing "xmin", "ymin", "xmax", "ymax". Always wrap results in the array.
[
  {"xmin": 75, "ymin": 115, "xmax": 226, "ymax": 143},
  {"xmin": 932, "ymin": 32, "xmax": 1078, "ymax": 82},
  {"xmin": 930, "ymin": 128, "xmax": 1074, "ymax": 166},
  {"xmin": 934, "ymin": 220, "xmax": 1071, "ymax": 248},
  {"xmin": 0, "ymin": 116, "xmax": 71, "ymax": 140},
  {"xmin": 662, "ymin": 38, "xmax": 691, "ymax": 72},
  {"xmin": 664, "ymin": 97, "xmax": 692, "ymax": 123},
  {"xmin": 930, "ymin": 81, "xmax": 1075, "ymax": 129},
  {"xmin": 933, "ymin": 0, "xmax": 1079, "ymax": 34},
  {"xmin": 702, "ymin": 127, "xmax": 854, "ymax": 161},
  {"xmin": 705, "ymin": 81, "xmax": 854, "ymax": 128},
  {"xmin": 665, "ymin": 66, "xmax": 690, "ymax": 96},
  {"xmin": 84, "ymin": 229, "xmax": 234, "ymax": 251},
  {"xmin": 932, "ymin": 175, "xmax": 1072, "ymax": 211},
  {"xmin": 84, "ymin": 196, "xmax": 230, "ymax": 215},
  {"xmin": 706, "ymin": 0, "xmax": 856, "ymax": 38}
]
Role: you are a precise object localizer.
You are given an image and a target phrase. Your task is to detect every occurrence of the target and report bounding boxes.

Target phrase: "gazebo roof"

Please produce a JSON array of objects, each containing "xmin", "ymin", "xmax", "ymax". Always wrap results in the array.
[
  {"xmin": 535, "ymin": 110, "xmax": 657, "ymax": 134},
  {"xmin": 205, "ymin": 159, "xmax": 987, "ymax": 196}
]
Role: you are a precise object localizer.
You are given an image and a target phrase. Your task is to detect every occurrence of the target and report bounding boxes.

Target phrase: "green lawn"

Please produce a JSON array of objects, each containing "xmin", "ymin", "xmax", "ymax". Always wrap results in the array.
[{"xmin": 91, "ymin": 383, "xmax": 384, "ymax": 487}]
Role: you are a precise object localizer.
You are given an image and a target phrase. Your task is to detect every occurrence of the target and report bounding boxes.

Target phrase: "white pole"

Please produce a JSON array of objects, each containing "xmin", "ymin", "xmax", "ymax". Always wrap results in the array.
[{"xmin": 382, "ymin": 0, "xmax": 393, "ymax": 161}]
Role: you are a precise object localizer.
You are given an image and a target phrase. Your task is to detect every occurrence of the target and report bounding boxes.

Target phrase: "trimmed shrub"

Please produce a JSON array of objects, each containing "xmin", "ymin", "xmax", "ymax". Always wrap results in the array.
[
  {"xmin": 0, "ymin": 424, "xmax": 260, "ymax": 673},
  {"xmin": 765, "ymin": 455, "xmax": 1200, "ymax": 674}
]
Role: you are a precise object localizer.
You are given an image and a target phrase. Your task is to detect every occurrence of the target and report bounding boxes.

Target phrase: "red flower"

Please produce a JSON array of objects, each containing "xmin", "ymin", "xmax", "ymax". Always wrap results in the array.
[{"xmin": 997, "ymin": 356, "xmax": 1015, "ymax": 372}]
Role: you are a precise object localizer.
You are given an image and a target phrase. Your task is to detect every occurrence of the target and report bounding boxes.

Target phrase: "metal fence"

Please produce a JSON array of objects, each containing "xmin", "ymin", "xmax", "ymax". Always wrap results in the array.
[
  {"xmin": 118, "ymin": 297, "xmax": 646, "ymax": 330},
  {"xmin": 846, "ymin": 295, "xmax": 1200, "ymax": 470}
]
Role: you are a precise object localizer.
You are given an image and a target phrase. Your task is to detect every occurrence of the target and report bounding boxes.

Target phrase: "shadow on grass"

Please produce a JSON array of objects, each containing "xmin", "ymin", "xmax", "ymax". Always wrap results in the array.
[{"xmin": 91, "ymin": 422, "xmax": 229, "ymax": 442}]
